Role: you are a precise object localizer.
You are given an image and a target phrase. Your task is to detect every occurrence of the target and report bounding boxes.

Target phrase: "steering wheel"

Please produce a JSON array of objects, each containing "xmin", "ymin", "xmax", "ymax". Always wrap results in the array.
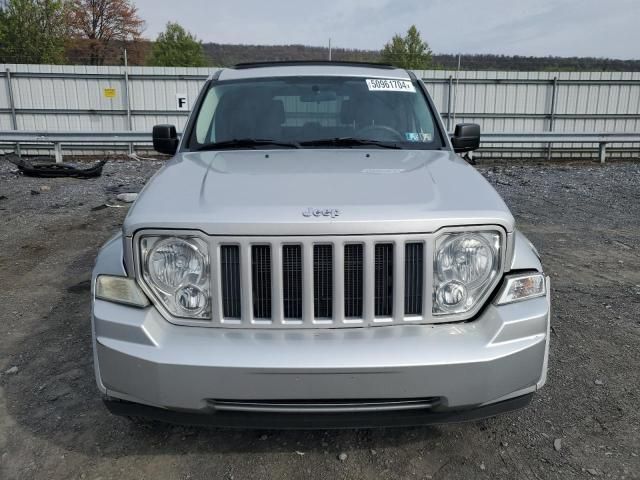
[{"xmin": 354, "ymin": 125, "xmax": 405, "ymax": 142}]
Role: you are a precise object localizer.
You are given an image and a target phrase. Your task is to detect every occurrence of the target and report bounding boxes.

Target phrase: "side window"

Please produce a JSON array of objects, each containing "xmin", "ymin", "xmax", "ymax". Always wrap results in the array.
[
  {"xmin": 195, "ymin": 88, "xmax": 220, "ymax": 144},
  {"xmin": 411, "ymin": 96, "xmax": 436, "ymax": 141}
]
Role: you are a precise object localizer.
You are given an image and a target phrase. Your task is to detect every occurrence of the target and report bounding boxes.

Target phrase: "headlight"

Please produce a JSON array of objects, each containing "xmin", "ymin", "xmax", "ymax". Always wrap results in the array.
[
  {"xmin": 140, "ymin": 235, "xmax": 211, "ymax": 319},
  {"xmin": 433, "ymin": 230, "xmax": 502, "ymax": 315}
]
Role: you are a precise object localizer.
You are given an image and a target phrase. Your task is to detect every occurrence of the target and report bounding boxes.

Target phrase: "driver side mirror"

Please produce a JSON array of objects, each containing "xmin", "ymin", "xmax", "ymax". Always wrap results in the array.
[
  {"xmin": 451, "ymin": 123, "xmax": 481, "ymax": 153},
  {"xmin": 153, "ymin": 124, "xmax": 179, "ymax": 155}
]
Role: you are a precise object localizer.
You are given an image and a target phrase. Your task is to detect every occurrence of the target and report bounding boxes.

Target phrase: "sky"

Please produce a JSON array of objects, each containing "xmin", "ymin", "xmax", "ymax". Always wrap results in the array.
[{"xmin": 135, "ymin": 0, "xmax": 640, "ymax": 59}]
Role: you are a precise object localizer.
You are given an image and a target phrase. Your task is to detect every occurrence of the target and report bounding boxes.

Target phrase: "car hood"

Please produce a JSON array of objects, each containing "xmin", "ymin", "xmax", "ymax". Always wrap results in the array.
[{"xmin": 123, "ymin": 149, "xmax": 514, "ymax": 236}]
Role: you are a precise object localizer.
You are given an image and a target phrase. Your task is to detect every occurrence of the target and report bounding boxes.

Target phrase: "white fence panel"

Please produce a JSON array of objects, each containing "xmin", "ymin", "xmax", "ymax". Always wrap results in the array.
[{"xmin": 1, "ymin": 64, "xmax": 639, "ymax": 158}]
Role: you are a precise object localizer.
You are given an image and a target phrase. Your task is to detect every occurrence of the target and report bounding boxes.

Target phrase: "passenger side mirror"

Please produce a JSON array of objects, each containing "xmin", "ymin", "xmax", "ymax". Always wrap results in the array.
[
  {"xmin": 153, "ymin": 124, "xmax": 179, "ymax": 155},
  {"xmin": 451, "ymin": 123, "xmax": 481, "ymax": 153}
]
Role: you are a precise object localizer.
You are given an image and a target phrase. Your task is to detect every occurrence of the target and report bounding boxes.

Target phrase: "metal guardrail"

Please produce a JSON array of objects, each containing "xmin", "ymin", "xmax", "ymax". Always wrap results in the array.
[
  {"xmin": 482, "ymin": 133, "xmax": 640, "ymax": 163},
  {"xmin": 0, "ymin": 131, "xmax": 151, "ymax": 143},
  {"xmin": 0, "ymin": 131, "xmax": 639, "ymax": 164},
  {"xmin": 0, "ymin": 131, "xmax": 151, "ymax": 162}
]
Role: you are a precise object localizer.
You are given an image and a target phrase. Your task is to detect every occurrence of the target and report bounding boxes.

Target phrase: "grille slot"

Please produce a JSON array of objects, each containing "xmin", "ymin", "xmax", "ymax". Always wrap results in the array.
[
  {"xmin": 374, "ymin": 243, "xmax": 394, "ymax": 317},
  {"xmin": 282, "ymin": 245, "xmax": 303, "ymax": 319},
  {"xmin": 344, "ymin": 244, "xmax": 364, "ymax": 318},
  {"xmin": 251, "ymin": 245, "xmax": 272, "ymax": 319},
  {"xmin": 313, "ymin": 244, "xmax": 333, "ymax": 318},
  {"xmin": 404, "ymin": 243, "xmax": 424, "ymax": 315},
  {"xmin": 220, "ymin": 245, "xmax": 241, "ymax": 319}
]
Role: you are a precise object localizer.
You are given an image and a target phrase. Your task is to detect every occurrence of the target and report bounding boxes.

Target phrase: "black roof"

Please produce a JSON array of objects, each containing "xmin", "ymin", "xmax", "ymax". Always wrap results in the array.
[{"xmin": 233, "ymin": 60, "xmax": 397, "ymax": 70}]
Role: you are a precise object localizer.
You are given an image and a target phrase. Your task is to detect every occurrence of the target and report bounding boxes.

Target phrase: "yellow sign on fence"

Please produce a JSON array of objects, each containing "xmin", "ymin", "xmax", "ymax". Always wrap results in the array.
[{"xmin": 103, "ymin": 87, "xmax": 117, "ymax": 98}]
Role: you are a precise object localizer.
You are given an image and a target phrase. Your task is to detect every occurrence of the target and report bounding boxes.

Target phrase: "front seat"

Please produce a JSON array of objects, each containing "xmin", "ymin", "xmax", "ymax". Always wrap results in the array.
[{"xmin": 260, "ymin": 99, "xmax": 285, "ymax": 139}]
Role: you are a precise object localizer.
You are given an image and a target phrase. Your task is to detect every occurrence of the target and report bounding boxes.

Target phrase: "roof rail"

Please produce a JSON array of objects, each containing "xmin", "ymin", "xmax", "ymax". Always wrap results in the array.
[{"xmin": 233, "ymin": 60, "xmax": 397, "ymax": 70}]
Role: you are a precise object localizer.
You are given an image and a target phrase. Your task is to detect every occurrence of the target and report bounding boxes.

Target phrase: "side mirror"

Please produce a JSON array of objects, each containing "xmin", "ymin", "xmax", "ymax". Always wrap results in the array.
[
  {"xmin": 451, "ymin": 123, "xmax": 481, "ymax": 153},
  {"xmin": 153, "ymin": 124, "xmax": 179, "ymax": 155}
]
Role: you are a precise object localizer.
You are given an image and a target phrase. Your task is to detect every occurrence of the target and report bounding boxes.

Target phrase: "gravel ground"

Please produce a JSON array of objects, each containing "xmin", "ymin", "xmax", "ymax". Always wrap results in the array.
[{"xmin": 0, "ymin": 157, "xmax": 639, "ymax": 480}]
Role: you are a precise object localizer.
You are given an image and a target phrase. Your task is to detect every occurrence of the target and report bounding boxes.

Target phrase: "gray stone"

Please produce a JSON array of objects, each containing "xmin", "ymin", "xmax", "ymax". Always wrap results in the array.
[{"xmin": 116, "ymin": 193, "xmax": 138, "ymax": 203}]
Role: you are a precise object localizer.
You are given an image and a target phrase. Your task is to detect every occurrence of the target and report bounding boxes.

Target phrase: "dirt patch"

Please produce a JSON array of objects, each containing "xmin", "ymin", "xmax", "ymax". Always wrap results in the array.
[{"xmin": 0, "ymin": 157, "xmax": 639, "ymax": 480}]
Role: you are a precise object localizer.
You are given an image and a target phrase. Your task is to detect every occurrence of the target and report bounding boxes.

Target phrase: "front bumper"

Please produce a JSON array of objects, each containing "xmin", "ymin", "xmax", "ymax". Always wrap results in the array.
[{"xmin": 92, "ymin": 282, "xmax": 550, "ymax": 424}]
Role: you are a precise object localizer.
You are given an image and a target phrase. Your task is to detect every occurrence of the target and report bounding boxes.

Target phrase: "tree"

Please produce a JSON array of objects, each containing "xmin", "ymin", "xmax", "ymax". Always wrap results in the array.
[
  {"xmin": 0, "ymin": 0, "xmax": 68, "ymax": 64},
  {"xmin": 67, "ymin": 0, "xmax": 144, "ymax": 65},
  {"xmin": 147, "ymin": 22, "xmax": 208, "ymax": 67},
  {"xmin": 381, "ymin": 25, "xmax": 432, "ymax": 70}
]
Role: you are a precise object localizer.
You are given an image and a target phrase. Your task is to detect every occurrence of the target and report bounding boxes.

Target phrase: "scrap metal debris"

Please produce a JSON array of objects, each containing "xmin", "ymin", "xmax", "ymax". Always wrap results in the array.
[
  {"xmin": 91, "ymin": 203, "xmax": 127, "ymax": 211},
  {"xmin": 6, "ymin": 154, "xmax": 107, "ymax": 178}
]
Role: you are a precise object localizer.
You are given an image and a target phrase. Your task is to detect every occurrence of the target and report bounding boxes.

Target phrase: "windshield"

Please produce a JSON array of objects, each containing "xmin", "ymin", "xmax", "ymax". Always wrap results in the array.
[{"xmin": 186, "ymin": 76, "xmax": 444, "ymax": 150}]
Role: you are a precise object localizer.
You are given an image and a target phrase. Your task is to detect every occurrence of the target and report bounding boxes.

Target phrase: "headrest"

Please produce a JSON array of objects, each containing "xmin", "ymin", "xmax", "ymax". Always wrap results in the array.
[
  {"xmin": 268, "ymin": 99, "xmax": 285, "ymax": 125},
  {"xmin": 340, "ymin": 99, "xmax": 358, "ymax": 124}
]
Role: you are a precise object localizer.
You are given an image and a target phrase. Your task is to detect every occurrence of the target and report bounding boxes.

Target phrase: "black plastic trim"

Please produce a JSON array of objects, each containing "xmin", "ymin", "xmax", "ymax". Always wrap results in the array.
[
  {"xmin": 103, "ymin": 393, "xmax": 533, "ymax": 429},
  {"xmin": 233, "ymin": 60, "xmax": 396, "ymax": 70}
]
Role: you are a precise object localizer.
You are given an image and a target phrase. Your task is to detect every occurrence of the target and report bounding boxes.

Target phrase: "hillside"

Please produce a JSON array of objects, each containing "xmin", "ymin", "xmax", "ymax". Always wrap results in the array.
[{"xmin": 203, "ymin": 43, "xmax": 640, "ymax": 71}]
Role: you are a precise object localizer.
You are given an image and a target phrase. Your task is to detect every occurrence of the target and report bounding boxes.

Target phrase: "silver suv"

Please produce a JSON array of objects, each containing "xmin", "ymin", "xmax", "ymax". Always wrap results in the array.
[{"xmin": 92, "ymin": 61, "xmax": 550, "ymax": 428}]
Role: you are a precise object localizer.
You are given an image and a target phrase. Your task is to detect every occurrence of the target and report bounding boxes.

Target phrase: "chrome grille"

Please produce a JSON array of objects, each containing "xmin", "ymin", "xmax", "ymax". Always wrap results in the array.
[
  {"xmin": 213, "ymin": 235, "xmax": 433, "ymax": 328},
  {"xmin": 135, "ymin": 228, "xmax": 509, "ymax": 329}
]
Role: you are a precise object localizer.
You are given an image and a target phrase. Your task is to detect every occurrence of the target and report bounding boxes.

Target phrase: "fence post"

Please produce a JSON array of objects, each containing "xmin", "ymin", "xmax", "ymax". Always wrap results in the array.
[
  {"xmin": 54, "ymin": 142, "xmax": 63, "ymax": 163},
  {"xmin": 123, "ymin": 50, "xmax": 134, "ymax": 155},
  {"xmin": 599, "ymin": 142, "xmax": 607, "ymax": 164},
  {"xmin": 5, "ymin": 68, "xmax": 21, "ymax": 157},
  {"xmin": 546, "ymin": 76, "xmax": 558, "ymax": 160},
  {"xmin": 446, "ymin": 75, "xmax": 453, "ymax": 132}
]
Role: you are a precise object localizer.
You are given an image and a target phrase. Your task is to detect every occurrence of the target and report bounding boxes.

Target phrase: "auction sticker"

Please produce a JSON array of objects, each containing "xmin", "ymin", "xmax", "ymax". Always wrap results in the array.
[{"xmin": 366, "ymin": 79, "xmax": 416, "ymax": 92}]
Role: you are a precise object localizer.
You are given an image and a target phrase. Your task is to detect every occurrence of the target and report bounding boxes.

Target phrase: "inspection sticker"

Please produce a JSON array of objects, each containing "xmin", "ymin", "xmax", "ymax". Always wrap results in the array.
[
  {"xmin": 405, "ymin": 132, "xmax": 433, "ymax": 142},
  {"xmin": 366, "ymin": 79, "xmax": 415, "ymax": 92}
]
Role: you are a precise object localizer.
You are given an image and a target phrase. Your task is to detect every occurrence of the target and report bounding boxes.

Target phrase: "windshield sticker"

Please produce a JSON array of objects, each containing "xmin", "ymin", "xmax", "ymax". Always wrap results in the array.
[
  {"xmin": 405, "ymin": 132, "xmax": 433, "ymax": 142},
  {"xmin": 366, "ymin": 79, "xmax": 416, "ymax": 93}
]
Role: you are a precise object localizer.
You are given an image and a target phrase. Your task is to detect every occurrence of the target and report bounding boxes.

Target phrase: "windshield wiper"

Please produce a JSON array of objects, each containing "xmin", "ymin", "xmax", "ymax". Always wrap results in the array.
[
  {"xmin": 195, "ymin": 138, "xmax": 300, "ymax": 151},
  {"xmin": 300, "ymin": 137, "xmax": 402, "ymax": 149}
]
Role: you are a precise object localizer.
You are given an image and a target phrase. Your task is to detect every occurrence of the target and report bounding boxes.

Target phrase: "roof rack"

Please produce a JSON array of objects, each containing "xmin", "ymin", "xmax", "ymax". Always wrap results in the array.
[{"xmin": 233, "ymin": 60, "xmax": 397, "ymax": 70}]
